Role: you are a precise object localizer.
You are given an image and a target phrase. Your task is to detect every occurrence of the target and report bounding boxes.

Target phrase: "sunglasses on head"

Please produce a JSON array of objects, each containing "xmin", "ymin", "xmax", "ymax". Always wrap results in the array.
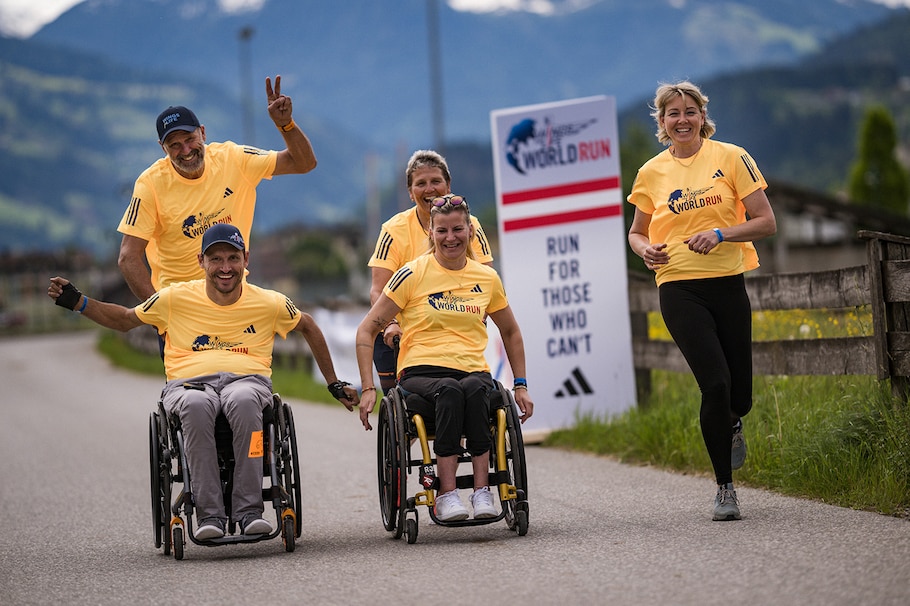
[{"xmin": 431, "ymin": 195, "xmax": 466, "ymax": 208}]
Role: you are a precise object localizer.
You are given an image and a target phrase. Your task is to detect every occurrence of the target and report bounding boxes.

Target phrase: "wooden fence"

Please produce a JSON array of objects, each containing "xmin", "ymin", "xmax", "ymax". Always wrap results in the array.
[{"xmin": 628, "ymin": 230, "xmax": 910, "ymax": 402}]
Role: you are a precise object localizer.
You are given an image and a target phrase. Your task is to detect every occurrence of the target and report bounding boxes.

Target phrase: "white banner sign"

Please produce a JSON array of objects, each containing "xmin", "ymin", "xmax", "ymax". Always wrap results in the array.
[{"xmin": 490, "ymin": 95, "xmax": 636, "ymax": 434}]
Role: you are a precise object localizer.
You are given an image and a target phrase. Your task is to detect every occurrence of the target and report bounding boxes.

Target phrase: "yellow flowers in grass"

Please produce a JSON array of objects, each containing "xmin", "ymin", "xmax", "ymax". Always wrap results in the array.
[{"xmin": 648, "ymin": 306, "xmax": 872, "ymax": 342}]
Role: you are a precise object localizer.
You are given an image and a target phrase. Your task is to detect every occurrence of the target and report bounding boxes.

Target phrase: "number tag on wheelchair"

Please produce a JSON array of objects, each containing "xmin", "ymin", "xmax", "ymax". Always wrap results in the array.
[{"xmin": 420, "ymin": 464, "xmax": 436, "ymax": 489}]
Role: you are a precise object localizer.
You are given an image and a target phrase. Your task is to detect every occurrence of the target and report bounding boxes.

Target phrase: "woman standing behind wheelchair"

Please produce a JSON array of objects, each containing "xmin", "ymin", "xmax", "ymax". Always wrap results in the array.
[{"xmin": 355, "ymin": 194, "xmax": 534, "ymax": 522}]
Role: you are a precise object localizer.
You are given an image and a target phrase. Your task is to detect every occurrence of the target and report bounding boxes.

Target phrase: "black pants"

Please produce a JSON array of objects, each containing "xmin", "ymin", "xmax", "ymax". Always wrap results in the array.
[
  {"xmin": 399, "ymin": 366, "xmax": 493, "ymax": 458},
  {"xmin": 372, "ymin": 333, "xmax": 398, "ymax": 392},
  {"xmin": 659, "ymin": 274, "xmax": 752, "ymax": 485}
]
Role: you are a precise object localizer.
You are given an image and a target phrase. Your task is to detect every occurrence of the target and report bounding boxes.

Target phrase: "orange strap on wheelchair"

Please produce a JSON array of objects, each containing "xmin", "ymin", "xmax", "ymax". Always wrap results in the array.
[{"xmin": 248, "ymin": 430, "xmax": 264, "ymax": 457}]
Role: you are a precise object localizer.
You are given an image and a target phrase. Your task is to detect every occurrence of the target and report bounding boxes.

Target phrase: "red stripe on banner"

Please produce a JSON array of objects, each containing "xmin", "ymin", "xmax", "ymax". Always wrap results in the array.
[
  {"xmin": 503, "ymin": 205, "xmax": 622, "ymax": 232},
  {"xmin": 502, "ymin": 176, "xmax": 620, "ymax": 204}
]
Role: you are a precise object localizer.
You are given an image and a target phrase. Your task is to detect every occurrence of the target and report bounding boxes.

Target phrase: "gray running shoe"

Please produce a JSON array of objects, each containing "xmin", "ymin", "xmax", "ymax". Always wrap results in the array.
[
  {"xmin": 713, "ymin": 483, "xmax": 742, "ymax": 521},
  {"xmin": 731, "ymin": 420, "xmax": 747, "ymax": 470}
]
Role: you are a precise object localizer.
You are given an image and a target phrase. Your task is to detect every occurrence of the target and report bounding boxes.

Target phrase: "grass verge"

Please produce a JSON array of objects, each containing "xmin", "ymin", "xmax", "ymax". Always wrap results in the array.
[{"xmin": 546, "ymin": 371, "xmax": 910, "ymax": 517}]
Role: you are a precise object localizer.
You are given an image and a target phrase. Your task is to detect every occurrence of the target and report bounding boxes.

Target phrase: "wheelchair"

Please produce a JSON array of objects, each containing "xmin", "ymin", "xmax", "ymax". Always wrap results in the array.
[
  {"xmin": 148, "ymin": 393, "xmax": 301, "ymax": 560},
  {"xmin": 376, "ymin": 379, "xmax": 529, "ymax": 544}
]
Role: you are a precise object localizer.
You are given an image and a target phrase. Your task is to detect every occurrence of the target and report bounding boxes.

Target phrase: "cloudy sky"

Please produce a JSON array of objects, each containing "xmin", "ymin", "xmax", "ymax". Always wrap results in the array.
[{"xmin": 0, "ymin": 0, "xmax": 907, "ymax": 37}]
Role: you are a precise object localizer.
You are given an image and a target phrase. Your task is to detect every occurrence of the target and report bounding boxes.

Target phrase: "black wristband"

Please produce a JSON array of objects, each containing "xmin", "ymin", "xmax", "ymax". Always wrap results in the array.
[
  {"xmin": 328, "ymin": 380, "xmax": 351, "ymax": 400},
  {"xmin": 56, "ymin": 282, "xmax": 83, "ymax": 310}
]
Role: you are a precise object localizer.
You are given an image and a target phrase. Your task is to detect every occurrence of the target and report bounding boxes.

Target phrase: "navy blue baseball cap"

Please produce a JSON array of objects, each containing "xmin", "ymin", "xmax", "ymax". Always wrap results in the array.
[
  {"xmin": 201, "ymin": 224, "xmax": 245, "ymax": 254},
  {"xmin": 157, "ymin": 106, "xmax": 200, "ymax": 143}
]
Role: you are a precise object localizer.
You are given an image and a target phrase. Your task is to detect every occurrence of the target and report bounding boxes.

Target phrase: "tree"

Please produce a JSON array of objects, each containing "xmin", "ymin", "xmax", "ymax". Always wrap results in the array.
[
  {"xmin": 288, "ymin": 233, "xmax": 348, "ymax": 282},
  {"xmin": 847, "ymin": 105, "xmax": 910, "ymax": 215}
]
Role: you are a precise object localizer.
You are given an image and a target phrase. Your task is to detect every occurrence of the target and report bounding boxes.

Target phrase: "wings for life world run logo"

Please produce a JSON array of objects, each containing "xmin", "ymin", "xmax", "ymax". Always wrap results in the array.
[
  {"xmin": 192, "ymin": 335, "xmax": 245, "ymax": 352},
  {"xmin": 427, "ymin": 292, "xmax": 483, "ymax": 315},
  {"xmin": 182, "ymin": 210, "xmax": 230, "ymax": 239},
  {"xmin": 505, "ymin": 115, "xmax": 609, "ymax": 175},
  {"xmin": 667, "ymin": 186, "xmax": 718, "ymax": 215}
]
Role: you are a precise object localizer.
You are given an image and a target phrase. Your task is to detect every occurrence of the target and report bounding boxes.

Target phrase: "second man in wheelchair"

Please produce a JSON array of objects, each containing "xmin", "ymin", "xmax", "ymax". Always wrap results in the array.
[
  {"xmin": 355, "ymin": 194, "xmax": 534, "ymax": 522},
  {"xmin": 49, "ymin": 223, "xmax": 358, "ymax": 540}
]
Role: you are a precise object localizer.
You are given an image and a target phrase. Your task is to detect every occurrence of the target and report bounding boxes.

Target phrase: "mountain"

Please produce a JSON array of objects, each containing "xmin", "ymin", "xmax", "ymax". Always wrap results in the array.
[
  {"xmin": 0, "ymin": 0, "xmax": 906, "ymax": 257},
  {"xmin": 0, "ymin": 34, "xmax": 375, "ymax": 256},
  {"xmin": 619, "ymin": 8, "xmax": 910, "ymax": 192},
  {"xmin": 32, "ymin": 0, "xmax": 895, "ymax": 146}
]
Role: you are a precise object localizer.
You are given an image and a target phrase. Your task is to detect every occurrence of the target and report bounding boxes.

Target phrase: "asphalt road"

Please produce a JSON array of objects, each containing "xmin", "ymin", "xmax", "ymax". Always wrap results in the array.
[{"xmin": 1, "ymin": 331, "xmax": 909, "ymax": 605}]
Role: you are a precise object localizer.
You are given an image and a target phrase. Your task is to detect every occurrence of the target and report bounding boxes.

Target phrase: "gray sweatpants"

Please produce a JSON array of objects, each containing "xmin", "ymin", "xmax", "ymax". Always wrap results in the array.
[{"xmin": 162, "ymin": 373, "xmax": 272, "ymax": 524}]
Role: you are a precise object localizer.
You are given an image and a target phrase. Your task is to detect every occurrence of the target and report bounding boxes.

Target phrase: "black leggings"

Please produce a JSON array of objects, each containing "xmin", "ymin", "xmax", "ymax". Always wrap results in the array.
[
  {"xmin": 659, "ymin": 274, "xmax": 752, "ymax": 485},
  {"xmin": 398, "ymin": 366, "xmax": 493, "ymax": 458}
]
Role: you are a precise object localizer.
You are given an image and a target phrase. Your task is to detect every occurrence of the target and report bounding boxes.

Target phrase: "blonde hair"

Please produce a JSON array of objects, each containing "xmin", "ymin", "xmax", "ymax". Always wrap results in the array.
[
  {"xmin": 427, "ymin": 197, "xmax": 476, "ymax": 260},
  {"xmin": 650, "ymin": 81, "xmax": 716, "ymax": 146},
  {"xmin": 406, "ymin": 149, "xmax": 451, "ymax": 187}
]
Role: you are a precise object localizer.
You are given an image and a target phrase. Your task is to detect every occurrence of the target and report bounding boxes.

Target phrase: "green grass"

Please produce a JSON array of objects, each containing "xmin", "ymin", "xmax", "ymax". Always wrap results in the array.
[
  {"xmin": 98, "ymin": 331, "xmax": 165, "ymax": 375},
  {"xmin": 546, "ymin": 371, "xmax": 910, "ymax": 517}
]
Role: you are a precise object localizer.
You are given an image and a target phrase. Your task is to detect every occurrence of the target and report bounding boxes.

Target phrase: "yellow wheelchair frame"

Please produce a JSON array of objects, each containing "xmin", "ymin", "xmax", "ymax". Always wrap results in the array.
[{"xmin": 376, "ymin": 380, "xmax": 529, "ymax": 544}]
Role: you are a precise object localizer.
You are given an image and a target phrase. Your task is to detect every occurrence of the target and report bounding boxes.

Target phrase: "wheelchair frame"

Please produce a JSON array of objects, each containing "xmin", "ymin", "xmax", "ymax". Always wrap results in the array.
[
  {"xmin": 376, "ymin": 380, "xmax": 529, "ymax": 544},
  {"xmin": 148, "ymin": 393, "xmax": 301, "ymax": 560}
]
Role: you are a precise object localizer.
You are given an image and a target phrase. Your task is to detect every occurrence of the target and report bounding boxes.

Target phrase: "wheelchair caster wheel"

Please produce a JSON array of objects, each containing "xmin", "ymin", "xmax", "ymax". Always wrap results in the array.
[
  {"xmin": 405, "ymin": 518, "xmax": 418, "ymax": 544},
  {"xmin": 516, "ymin": 509, "xmax": 529, "ymax": 536},
  {"xmin": 172, "ymin": 526, "xmax": 185, "ymax": 560},
  {"xmin": 282, "ymin": 516, "xmax": 296, "ymax": 553}
]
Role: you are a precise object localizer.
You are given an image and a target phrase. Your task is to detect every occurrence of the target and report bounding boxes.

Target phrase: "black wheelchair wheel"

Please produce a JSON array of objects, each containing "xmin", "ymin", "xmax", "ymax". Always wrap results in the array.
[
  {"xmin": 506, "ymin": 395, "xmax": 528, "ymax": 496},
  {"xmin": 280, "ymin": 401, "xmax": 303, "ymax": 538},
  {"xmin": 149, "ymin": 411, "xmax": 171, "ymax": 550},
  {"xmin": 405, "ymin": 517, "xmax": 418, "ymax": 544},
  {"xmin": 377, "ymin": 397, "xmax": 401, "ymax": 533},
  {"xmin": 172, "ymin": 525, "xmax": 184, "ymax": 561},
  {"xmin": 515, "ymin": 508, "xmax": 529, "ymax": 536},
  {"xmin": 282, "ymin": 514, "xmax": 296, "ymax": 553},
  {"xmin": 391, "ymin": 391, "xmax": 410, "ymax": 540},
  {"xmin": 502, "ymin": 390, "xmax": 529, "ymax": 532},
  {"xmin": 149, "ymin": 413, "xmax": 163, "ymax": 549}
]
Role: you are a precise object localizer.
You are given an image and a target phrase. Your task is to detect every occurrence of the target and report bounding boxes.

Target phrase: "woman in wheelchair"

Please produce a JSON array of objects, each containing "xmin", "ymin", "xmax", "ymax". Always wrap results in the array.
[{"xmin": 355, "ymin": 194, "xmax": 534, "ymax": 522}]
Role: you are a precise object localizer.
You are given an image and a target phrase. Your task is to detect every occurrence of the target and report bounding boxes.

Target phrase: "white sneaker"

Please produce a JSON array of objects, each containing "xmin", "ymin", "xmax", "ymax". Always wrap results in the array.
[
  {"xmin": 470, "ymin": 486, "xmax": 498, "ymax": 519},
  {"xmin": 434, "ymin": 489, "xmax": 469, "ymax": 521},
  {"xmin": 241, "ymin": 516, "xmax": 273, "ymax": 535},
  {"xmin": 194, "ymin": 518, "xmax": 225, "ymax": 540}
]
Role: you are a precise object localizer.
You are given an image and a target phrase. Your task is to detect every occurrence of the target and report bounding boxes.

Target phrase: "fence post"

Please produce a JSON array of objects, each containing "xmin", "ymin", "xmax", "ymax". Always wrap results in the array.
[
  {"xmin": 860, "ymin": 230, "xmax": 910, "ymax": 401},
  {"xmin": 630, "ymin": 310, "xmax": 652, "ymax": 406}
]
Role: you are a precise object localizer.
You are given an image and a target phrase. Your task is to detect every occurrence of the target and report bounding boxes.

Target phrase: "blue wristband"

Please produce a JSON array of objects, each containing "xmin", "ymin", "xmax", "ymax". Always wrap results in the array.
[
  {"xmin": 513, "ymin": 377, "xmax": 527, "ymax": 388},
  {"xmin": 713, "ymin": 228, "xmax": 724, "ymax": 243},
  {"xmin": 76, "ymin": 296, "xmax": 88, "ymax": 314}
]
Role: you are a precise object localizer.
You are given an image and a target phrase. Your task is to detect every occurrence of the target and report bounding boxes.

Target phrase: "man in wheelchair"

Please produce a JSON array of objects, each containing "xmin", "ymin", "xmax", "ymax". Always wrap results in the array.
[
  {"xmin": 49, "ymin": 223, "xmax": 358, "ymax": 540},
  {"xmin": 355, "ymin": 194, "xmax": 533, "ymax": 522}
]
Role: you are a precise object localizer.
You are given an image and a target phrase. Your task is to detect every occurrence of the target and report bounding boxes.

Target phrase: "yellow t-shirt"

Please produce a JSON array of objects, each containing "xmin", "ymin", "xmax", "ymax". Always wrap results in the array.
[
  {"xmin": 384, "ymin": 254, "xmax": 508, "ymax": 375},
  {"xmin": 134, "ymin": 280, "xmax": 300, "ymax": 381},
  {"xmin": 627, "ymin": 138, "xmax": 766, "ymax": 286},
  {"xmin": 369, "ymin": 206, "xmax": 493, "ymax": 272},
  {"xmin": 118, "ymin": 141, "xmax": 277, "ymax": 289}
]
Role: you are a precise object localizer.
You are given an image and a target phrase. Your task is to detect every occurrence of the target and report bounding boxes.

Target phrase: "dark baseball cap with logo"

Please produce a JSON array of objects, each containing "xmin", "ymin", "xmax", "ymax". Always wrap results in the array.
[
  {"xmin": 201, "ymin": 223, "xmax": 246, "ymax": 254},
  {"xmin": 156, "ymin": 106, "xmax": 200, "ymax": 143}
]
